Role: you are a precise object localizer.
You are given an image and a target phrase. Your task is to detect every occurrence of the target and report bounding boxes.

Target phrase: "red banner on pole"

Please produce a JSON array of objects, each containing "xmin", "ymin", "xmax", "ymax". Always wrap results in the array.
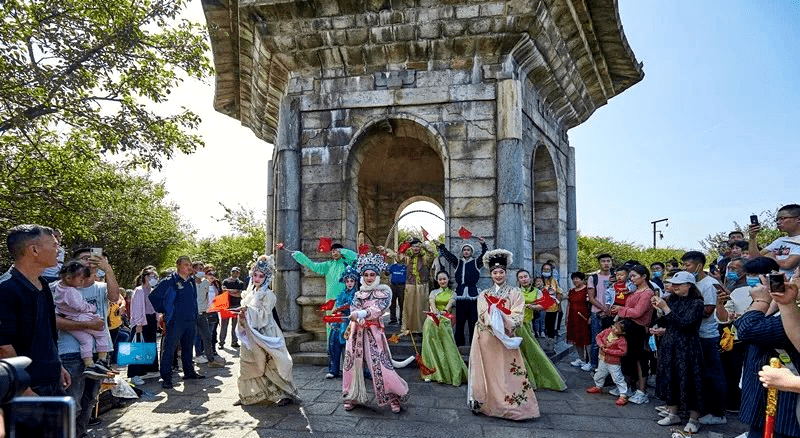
[
  {"xmin": 458, "ymin": 226, "xmax": 472, "ymax": 239},
  {"xmin": 317, "ymin": 237, "xmax": 332, "ymax": 252}
]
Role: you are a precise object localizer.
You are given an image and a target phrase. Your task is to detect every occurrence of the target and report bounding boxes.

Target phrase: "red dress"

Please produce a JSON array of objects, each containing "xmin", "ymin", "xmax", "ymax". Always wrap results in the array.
[{"xmin": 566, "ymin": 286, "xmax": 591, "ymax": 348}]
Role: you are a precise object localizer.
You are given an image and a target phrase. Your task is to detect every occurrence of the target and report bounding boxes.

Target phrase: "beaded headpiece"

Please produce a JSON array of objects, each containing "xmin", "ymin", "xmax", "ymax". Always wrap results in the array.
[
  {"xmin": 339, "ymin": 265, "xmax": 360, "ymax": 283},
  {"xmin": 356, "ymin": 252, "xmax": 387, "ymax": 274},
  {"xmin": 483, "ymin": 248, "xmax": 512, "ymax": 271},
  {"xmin": 252, "ymin": 256, "xmax": 274, "ymax": 285}
]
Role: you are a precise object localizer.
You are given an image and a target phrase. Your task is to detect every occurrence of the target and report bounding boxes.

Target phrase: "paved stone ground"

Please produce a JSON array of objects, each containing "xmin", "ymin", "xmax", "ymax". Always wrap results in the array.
[{"xmin": 89, "ymin": 344, "xmax": 748, "ymax": 438}]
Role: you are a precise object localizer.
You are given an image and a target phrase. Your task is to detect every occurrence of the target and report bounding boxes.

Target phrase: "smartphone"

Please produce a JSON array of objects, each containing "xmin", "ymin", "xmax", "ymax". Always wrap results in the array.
[
  {"xmin": 750, "ymin": 215, "xmax": 759, "ymax": 226},
  {"xmin": 8, "ymin": 396, "xmax": 75, "ymax": 438},
  {"xmin": 769, "ymin": 273, "xmax": 786, "ymax": 293},
  {"xmin": 90, "ymin": 247, "xmax": 103, "ymax": 257},
  {"xmin": 712, "ymin": 283, "xmax": 726, "ymax": 293}
]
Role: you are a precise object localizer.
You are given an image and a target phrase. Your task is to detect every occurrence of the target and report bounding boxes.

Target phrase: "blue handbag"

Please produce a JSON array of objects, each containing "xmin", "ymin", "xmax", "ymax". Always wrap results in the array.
[{"xmin": 117, "ymin": 333, "xmax": 157, "ymax": 366}]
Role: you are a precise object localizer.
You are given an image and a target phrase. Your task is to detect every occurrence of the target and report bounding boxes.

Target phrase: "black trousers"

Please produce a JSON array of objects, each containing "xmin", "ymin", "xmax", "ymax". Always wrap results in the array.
[{"xmin": 454, "ymin": 299, "xmax": 478, "ymax": 346}]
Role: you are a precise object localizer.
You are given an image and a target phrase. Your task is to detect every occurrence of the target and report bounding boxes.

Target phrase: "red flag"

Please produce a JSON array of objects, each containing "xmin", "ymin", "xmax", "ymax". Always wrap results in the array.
[
  {"xmin": 358, "ymin": 243, "xmax": 371, "ymax": 255},
  {"xmin": 317, "ymin": 237, "xmax": 332, "ymax": 252},
  {"xmin": 485, "ymin": 295, "xmax": 512, "ymax": 315},
  {"xmin": 534, "ymin": 292, "xmax": 556, "ymax": 310},
  {"xmin": 398, "ymin": 241, "xmax": 411, "ymax": 253},
  {"xmin": 421, "ymin": 227, "xmax": 429, "ymax": 241},
  {"xmin": 323, "ymin": 313, "xmax": 347, "ymax": 323},
  {"xmin": 458, "ymin": 226, "xmax": 472, "ymax": 239},
  {"xmin": 318, "ymin": 299, "xmax": 336, "ymax": 311},
  {"xmin": 208, "ymin": 292, "xmax": 230, "ymax": 313}
]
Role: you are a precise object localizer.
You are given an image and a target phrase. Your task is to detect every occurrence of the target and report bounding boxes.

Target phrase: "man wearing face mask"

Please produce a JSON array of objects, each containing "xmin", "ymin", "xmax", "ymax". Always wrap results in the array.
[
  {"xmin": 649, "ymin": 262, "xmax": 665, "ymax": 290},
  {"xmin": 681, "ymin": 251, "xmax": 728, "ymax": 425},
  {"xmin": 192, "ymin": 261, "xmax": 224, "ymax": 368},
  {"xmin": 716, "ymin": 256, "xmax": 748, "ymax": 413}
]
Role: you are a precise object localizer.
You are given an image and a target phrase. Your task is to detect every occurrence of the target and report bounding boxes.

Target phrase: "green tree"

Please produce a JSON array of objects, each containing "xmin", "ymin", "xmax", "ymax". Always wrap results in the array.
[
  {"xmin": 700, "ymin": 208, "xmax": 783, "ymax": 261},
  {"xmin": 0, "ymin": 0, "xmax": 212, "ymax": 169},
  {"xmin": 577, "ymin": 235, "xmax": 686, "ymax": 273}
]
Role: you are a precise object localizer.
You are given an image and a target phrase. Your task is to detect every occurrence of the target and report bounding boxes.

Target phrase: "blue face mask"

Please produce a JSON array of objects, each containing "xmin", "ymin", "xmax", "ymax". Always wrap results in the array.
[
  {"xmin": 542, "ymin": 272, "xmax": 552, "ymax": 278},
  {"xmin": 746, "ymin": 277, "xmax": 760, "ymax": 287},
  {"xmin": 652, "ymin": 271, "xmax": 662, "ymax": 278},
  {"xmin": 726, "ymin": 271, "xmax": 739, "ymax": 282}
]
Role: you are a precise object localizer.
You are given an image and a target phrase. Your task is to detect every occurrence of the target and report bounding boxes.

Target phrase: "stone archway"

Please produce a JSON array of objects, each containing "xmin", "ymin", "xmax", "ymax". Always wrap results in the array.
[
  {"xmin": 344, "ymin": 118, "xmax": 446, "ymax": 249},
  {"xmin": 532, "ymin": 144, "xmax": 561, "ymax": 267}
]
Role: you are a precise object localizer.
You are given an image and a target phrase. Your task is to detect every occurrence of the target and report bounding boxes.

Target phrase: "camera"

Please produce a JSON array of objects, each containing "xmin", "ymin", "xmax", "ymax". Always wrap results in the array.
[{"xmin": 0, "ymin": 357, "xmax": 76, "ymax": 438}]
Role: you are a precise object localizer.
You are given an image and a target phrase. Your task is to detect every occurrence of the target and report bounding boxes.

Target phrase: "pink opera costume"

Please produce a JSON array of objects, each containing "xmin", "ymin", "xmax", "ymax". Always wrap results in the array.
[
  {"xmin": 235, "ymin": 256, "xmax": 298, "ymax": 406},
  {"xmin": 342, "ymin": 252, "xmax": 409, "ymax": 413},
  {"xmin": 467, "ymin": 249, "xmax": 540, "ymax": 420}
]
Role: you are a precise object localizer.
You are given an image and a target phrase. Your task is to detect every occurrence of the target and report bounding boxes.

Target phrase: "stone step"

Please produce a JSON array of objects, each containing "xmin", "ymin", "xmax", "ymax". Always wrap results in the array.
[
  {"xmin": 292, "ymin": 352, "xmax": 329, "ymax": 366},
  {"xmin": 299, "ymin": 340, "xmax": 327, "ymax": 353},
  {"xmin": 284, "ymin": 331, "xmax": 314, "ymax": 353}
]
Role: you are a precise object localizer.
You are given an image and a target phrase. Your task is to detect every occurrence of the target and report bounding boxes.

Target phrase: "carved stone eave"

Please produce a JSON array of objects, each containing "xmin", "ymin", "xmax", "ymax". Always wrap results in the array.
[{"xmin": 201, "ymin": 0, "xmax": 644, "ymax": 141}]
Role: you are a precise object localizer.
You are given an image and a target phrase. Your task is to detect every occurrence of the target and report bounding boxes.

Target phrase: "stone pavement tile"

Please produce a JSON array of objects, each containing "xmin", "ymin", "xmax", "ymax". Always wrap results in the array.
[
  {"xmin": 296, "ymin": 388, "xmax": 323, "ymax": 400},
  {"xmin": 274, "ymin": 413, "xmax": 359, "ymax": 434},
  {"xmin": 298, "ymin": 401, "xmax": 339, "ymax": 415},
  {"xmin": 537, "ymin": 414, "xmax": 616, "ymax": 433},
  {"xmin": 483, "ymin": 424, "xmax": 536, "ymax": 438},
  {"xmin": 356, "ymin": 418, "xmax": 482, "ymax": 438},
  {"xmin": 312, "ymin": 390, "xmax": 343, "ymax": 403}
]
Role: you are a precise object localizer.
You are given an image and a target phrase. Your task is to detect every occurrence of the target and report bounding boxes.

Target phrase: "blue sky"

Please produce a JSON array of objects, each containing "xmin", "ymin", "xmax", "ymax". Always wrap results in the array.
[
  {"xmin": 159, "ymin": 1, "xmax": 798, "ymax": 250},
  {"xmin": 569, "ymin": 0, "xmax": 800, "ymax": 249}
]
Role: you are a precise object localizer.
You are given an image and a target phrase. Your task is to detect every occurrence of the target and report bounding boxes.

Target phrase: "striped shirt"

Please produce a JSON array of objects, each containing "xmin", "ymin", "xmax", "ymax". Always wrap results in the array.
[{"xmin": 734, "ymin": 310, "xmax": 800, "ymax": 436}]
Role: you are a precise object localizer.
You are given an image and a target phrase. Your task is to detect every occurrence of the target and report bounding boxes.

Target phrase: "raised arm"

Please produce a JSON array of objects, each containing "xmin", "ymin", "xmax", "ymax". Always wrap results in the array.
[
  {"xmin": 436, "ymin": 243, "xmax": 458, "ymax": 266},
  {"xmin": 292, "ymin": 251, "xmax": 331, "ymax": 275}
]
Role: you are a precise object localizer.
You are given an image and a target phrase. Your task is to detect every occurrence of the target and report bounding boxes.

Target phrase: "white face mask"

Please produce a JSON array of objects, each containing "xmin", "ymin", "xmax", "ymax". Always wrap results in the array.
[
  {"xmin": 195, "ymin": 272, "xmax": 205, "ymax": 279},
  {"xmin": 148, "ymin": 278, "xmax": 158, "ymax": 287}
]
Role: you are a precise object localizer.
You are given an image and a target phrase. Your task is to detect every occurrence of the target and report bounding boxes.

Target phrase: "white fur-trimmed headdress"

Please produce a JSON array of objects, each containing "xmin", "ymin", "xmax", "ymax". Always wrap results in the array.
[
  {"xmin": 252, "ymin": 255, "xmax": 274, "ymax": 285},
  {"xmin": 356, "ymin": 252, "xmax": 387, "ymax": 274},
  {"xmin": 483, "ymin": 248, "xmax": 512, "ymax": 271}
]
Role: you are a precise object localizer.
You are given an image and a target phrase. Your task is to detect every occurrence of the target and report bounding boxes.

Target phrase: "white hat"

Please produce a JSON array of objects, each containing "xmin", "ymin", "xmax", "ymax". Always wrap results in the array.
[{"xmin": 666, "ymin": 271, "xmax": 695, "ymax": 285}]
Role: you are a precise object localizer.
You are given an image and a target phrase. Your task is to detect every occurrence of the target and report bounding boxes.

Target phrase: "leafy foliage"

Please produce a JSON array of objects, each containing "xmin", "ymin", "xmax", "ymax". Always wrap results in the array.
[
  {"xmin": 577, "ymin": 235, "xmax": 686, "ymax": 273},
  {"xmin": 0, "ymin": 0, "xmax": 212, "ymax": 169},
  {"xmin": 699, "ymin": 208, "xmax": 783, "ymax": 260},
  {"xmin": 163, "ymin": 205, "xmax": 267, "ymax": 279}
]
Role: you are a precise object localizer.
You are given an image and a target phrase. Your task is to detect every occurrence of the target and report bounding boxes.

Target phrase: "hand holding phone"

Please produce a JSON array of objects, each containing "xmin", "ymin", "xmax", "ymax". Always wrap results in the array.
[
  {"xmin": 750, "ymin": 215, "xmax": 759, "ymax": 226},
  {"xmin": 769, "ymin": 273, "xmax": 786, "ymax": 293}
]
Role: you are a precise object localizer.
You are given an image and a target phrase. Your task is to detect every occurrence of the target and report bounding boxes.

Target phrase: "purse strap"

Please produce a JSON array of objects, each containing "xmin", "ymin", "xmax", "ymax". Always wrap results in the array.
[{"xmin": 134, "ymin": 332, "xmax": 144, "ymax": 343}]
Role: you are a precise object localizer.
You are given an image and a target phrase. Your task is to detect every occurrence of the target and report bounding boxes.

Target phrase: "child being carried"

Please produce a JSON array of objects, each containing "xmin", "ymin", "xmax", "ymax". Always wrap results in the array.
[{"xmin": 52, "ymin": 261, "xmax": 113, "ymax": 379}]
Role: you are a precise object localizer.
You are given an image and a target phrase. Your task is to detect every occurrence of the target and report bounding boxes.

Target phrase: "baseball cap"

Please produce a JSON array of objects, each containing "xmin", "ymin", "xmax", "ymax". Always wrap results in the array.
[
  {"xmin": 231, "ymin": 267, "xmax": 240, "ymax": 272},
  {"xmin": 665, "ymin": 271, "xmax": 695, "ymax": 285}
]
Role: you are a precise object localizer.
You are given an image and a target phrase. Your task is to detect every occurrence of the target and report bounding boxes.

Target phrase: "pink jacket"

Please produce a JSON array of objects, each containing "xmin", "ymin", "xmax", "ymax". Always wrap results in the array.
[
  {"xmin": 52, "ymin": 281, "xmax": 96, "ymax": 321},
  {"xmin": 596, "ymin": 327, "xmax": 627, "ymax": 365},
  {"xmin": 615, "ymin": 288, "xmax": 654, "ymax": 327}
]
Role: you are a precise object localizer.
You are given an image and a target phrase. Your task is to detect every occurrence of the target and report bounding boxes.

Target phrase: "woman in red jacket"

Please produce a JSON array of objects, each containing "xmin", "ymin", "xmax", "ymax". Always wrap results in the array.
[{"xmin": 611, "ymin": 264, "xmax": 654, "ymax": 405}]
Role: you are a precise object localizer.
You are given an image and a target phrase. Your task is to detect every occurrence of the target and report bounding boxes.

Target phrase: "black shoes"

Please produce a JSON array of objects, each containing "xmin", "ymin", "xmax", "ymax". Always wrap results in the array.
[
  {"xmin": 161, "ymin": 380, "xmax": 173, "ymax": 389},
  {"xmin": 183, "ymin": 373, "xmax": 206, "ymax": 380}
]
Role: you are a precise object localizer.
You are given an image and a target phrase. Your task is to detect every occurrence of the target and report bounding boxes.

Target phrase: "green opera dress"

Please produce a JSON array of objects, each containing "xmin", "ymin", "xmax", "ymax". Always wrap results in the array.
[
  {"xmin": 517, "ymin": 286, "xmax": 567, "ymax": 391},
  {"xmin": 420, "ymin": 288, "xmax": 468, "ymax": 386}
]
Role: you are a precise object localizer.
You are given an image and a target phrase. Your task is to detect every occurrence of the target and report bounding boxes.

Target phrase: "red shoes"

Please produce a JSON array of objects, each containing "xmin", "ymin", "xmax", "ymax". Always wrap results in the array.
[
  {"xmin": 585, "ymin": 386, "xmax": 602, "ymax": 394},
  {"xmin": 615, "ymin": 396, "xmax": 628, "ymax": 406}
]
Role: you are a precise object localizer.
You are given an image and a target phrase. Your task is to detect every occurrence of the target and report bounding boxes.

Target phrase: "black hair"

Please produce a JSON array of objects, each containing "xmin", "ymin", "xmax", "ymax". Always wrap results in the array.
[
  {"xmin": 134, "ymin": 266, "xmax": 158, "ymax": 286},
  {"xmin": 743, "ymin": 256, "xmax": 780, "ymax": 276},
  {"xmin": 541, "ymin": 262, "xmax": 554, "ymax": 271},
  {"xmin": 681, "ymin": 251, "xmax": 706, "ymax": 266},
  {"xmin": 331, "ymin": 243, "xmax": 344, "ymax": 250},
  {"xmin": 596, "ymin": 253, "xmax": 613, "ymax": 261},
  {"xmin": 728, "ymin": 230, "xmax": 745, "ymax": 238},
  {"xmin": 570, "ymin": 271, "xmax": 586, "ymax": 281},
  {"xmin": 628, "ymin": 264, "xmax": 651, "ymax": 284},
  {"xmin": 709, "ymin": 263, "xmax": 719, "ymax": 275},
  {"xmin": 614, "ymin": 266, "xmax": 629, "ymax": 273},
  {"xmin": 731, "ymin": 240, "xmax": 749, "ymax": 251},
  {"xmin": 622, "ymin": 259, "xmax": 642, "ymax": 268},
  {"xmin": 778, "ymin": 204, "xmax": 800, "ymax": 217},
  {"xmin": 7, "ymin": 224, "xmax": 54, "ymax": 260},
  {"xmin": 72, "ymin": 247, "xmax": 110, "ymax": 259},
  {"xmin": 59, "ymin": 260, "xmax": 90, "ymax": 279},
  {"xmin": 615, "ymin": 319, "xmax": 633, "ymax": 334},
  {"xmin": 517, "ymin": 269, "xmax": 530, "ymax": 277},
  {"xmin": 650, "ymin": 262, "xmax": 665, "ymax": 270},
  {"xmin": 666, "ymin": 258, "xmax": 680, "ymax": 269}
]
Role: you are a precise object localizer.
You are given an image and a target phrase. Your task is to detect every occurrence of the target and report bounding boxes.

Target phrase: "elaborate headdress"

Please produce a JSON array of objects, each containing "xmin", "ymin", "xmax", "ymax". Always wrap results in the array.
[
  {"xmin": 339, "ymin": 265, "xmax": 360, "ymax": 283},
  {"xmin": 483, "ymin": 248, "xmax": 513, "ymax": 271},
  {"xmin": 356, "ymin": 252, "xmax": 387, "ymax": 274},
  {"xmin": 252, "ymin": 256, "xmax": 274, "ymax": 286}
]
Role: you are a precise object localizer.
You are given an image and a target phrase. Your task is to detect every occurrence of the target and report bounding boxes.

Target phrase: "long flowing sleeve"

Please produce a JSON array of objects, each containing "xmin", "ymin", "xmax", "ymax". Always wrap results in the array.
[{"xmin": 130, "ymin": 286, "xmax": 147, "ymax": 327}]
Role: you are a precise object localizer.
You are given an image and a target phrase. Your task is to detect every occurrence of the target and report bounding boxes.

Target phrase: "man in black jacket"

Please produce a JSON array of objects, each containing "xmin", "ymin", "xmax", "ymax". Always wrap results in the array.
[{"xmin": 436, "ymin": 237, "xmax": 487, "ymax": 346}]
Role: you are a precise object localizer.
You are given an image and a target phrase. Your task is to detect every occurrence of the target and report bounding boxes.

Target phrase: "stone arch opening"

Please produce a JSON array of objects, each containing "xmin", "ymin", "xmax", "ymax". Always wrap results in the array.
[
  {"xmin": 532, "ymin": 144, "xmax": 561, "ymax": 268},
  {"xmin": 345, "ymin": 118, "xmax": 446, "ymax": 249},
  {"xmin": 393, "ymin": 198, "xmax": 445, "ymax": 248}
]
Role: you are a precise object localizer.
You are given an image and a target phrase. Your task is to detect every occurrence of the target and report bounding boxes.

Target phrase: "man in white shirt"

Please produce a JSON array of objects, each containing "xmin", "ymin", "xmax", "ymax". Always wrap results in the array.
[
  {"xmin": 750, "ymin": 204, "xmax": 800, "ymax": 277},
  {"xmin": 192, "ymin": 261, "xmax": 224, "ymax": 368}
]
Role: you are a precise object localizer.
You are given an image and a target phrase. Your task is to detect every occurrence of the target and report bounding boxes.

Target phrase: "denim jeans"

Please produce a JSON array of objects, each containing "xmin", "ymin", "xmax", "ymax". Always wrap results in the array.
[
  {"xmin": 61, "ymin": 352, "xmax": 101, "ymax": 438},
  {"xmin": 328, "ymin": 333, "xmax": 344, "ymax": 376},
  {"xmin": 589, "ymin": 312, "xmax": 603, "ymax": 368},
  {"xmin": 700, "ymin": 336, "xmax": 727, "ymax": 416},
  {"xmin": 194, "ymin": 312, "xmax": 216, "ymax": 360}
]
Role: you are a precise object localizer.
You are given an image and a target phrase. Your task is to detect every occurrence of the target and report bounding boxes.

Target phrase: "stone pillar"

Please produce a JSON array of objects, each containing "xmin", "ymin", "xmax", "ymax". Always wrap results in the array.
[
  {"xmin": 566, "ymin": 146, "xmax": 578, "ymax": 275},
  {"xmin": 496, "ymin": 79, "xmax": 524, "ymax": 267},
  {"xmin": 265, "ymin": 159, "xmax": 274, "ymax": 254},
  {"xmin": 273, "ymin": 96, "xmax": 301, "ymax": 332}
]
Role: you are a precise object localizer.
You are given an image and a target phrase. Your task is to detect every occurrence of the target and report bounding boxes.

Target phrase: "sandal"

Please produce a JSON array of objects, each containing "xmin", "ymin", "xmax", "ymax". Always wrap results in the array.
[
  {"xmin": 390, "ymin": 399, "xmax": 401, "ymax": 413},
  {"xmin": 344, "ymin": 400, "xmax": 355, "ymax": 411}
]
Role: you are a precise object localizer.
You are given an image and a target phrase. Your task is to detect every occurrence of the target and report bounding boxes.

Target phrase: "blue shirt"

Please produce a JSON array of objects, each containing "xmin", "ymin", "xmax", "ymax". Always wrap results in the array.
[{"xmin": 388, "ymin": 264, "xmax": 406, "ymax": 285}]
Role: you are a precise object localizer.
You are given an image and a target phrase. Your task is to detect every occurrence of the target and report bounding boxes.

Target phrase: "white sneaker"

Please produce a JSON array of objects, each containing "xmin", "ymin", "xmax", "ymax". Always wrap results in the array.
[
  {"xmin": 698, "ymin": 414, "xmax": 727, "ymax": 425},
  {"xmin": 130, "ymin": 376, "xmax": 145, "ymax": 386},
  {"xmin": 608, "ymin": 387, "xmax": 620, "ymax": 396},
  {"xmin": 629, "ymin": 390, "xmax": 649, "ymax": 405},
  {"xmin": 580, "ymin": 363, "xmax": 593, "ymax": 372},
  {"xmin": 195, "ymin": 356, "xmax": 208, "ymax": 364},
  {"xmin": 684, "ymin": 419, "xmax": 700, "ymax": 433},
  {"xmin": 570, "ymin": 359, "xmax": 584, "ymax": 367},
  {"xmin": 657, "ymin": 413, "xmax": 681, "ymax": 426},
  {"xmin": 325, "ymin": 373, "xmax": 334, "ymax": 379}
]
